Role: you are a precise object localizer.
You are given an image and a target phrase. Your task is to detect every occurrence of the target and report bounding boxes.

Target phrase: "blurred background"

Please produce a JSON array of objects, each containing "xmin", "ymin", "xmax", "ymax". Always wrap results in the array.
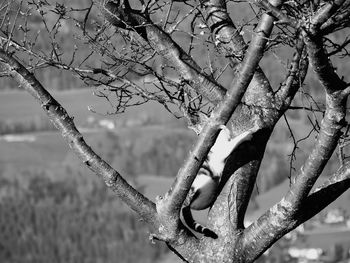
[{"xmin": 0, "ymin": 0, "xmax": 350, "ymax": 262}]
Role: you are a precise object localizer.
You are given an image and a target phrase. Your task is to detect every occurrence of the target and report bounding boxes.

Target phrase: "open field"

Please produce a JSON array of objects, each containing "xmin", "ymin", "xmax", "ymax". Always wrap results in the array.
[
  {"xmin": 0, "ymin": 88, "xmax": 188, "ymax": 167},
  {"xmin": 0, "ymin": 89, "xmax": 175, "ymax": 125},
  {"xmin": 0, "ymin": 126, "xmax": 192, "ymax": 169}
]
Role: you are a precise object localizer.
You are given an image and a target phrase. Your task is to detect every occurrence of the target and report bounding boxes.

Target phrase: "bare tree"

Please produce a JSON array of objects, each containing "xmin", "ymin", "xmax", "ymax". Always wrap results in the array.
[{"xmin": 1, "ymin": 0, "xmax": 350, "ymax": 262}]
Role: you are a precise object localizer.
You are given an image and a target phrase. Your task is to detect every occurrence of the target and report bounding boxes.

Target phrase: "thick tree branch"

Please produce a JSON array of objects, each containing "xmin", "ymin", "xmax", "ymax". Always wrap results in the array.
[
  {"xmin": 2, "ymin": 0, "xmax": 349, "ymax": 262},
  {"xmin": 201, "ymin": 0, "xmax": 274, "ymax": 96},
  {"xmin": 152, "ymin": 6, "xmax": 280, "ymax": 260},
  {"xmin": 300, "ymin": 163, "xmax": 350, "ymax": 222},
  {"xmin": 240, "ymin": 6, "xmax": 350, "ymax": 257},
  {"xmin": 241, "ymin": 59, "xmax": 347, "ymax": 262},
  {"xmin": 254, "ymin": 0, "xmax": 299, "ymax": 28},
  {"xmin": 310, "ymin": 0, "xmax": 347, "ymax": 33},
  {"xmin": 200, "ymin": 0, "xmax": 295, "ymax": 234},
  {"xmin": 304, "ymin": 33, "xmax": 347, "ymax": 93},
  {"xmin": 240, "ymin": 161, "xmax": 350, "ymax": 262},
  {"xmin": 0, "ymin": 49, "xmax": 203, "ymax": 258},
  {"xmin": 157, "ymin": 0, "xmax": 277, "ymax": 232},
  {"xmin": 0, "ymin": 50, "xmax": 157, "ymax": 225},
  {"xmin": 149, "ymin": 3, "xmax": 281, "ymax": 259},
  {"xmin": 201, "ymin": 0, "xmax": 247, "ymax": 63},
  {"xmin": 284, "ymin": 94, "xmax": 346, "ymax": 209},
  {"xmin": 102, "ymin": 1, "xmax": 226, "ymax": 104},
  {"xmin": 257, "ymin": 0, "xmax": 349, "ymax": 36},
  {"xmin": 320, "ymin": 8, "xmax": 350, "ymax": 35},
  {"xmin": 240, "ymin": 105, "xmax": 345, "ymax": 260},
  {"xmin": 220, "ymin": 0, "xmax": 285, "ymax": 228}
]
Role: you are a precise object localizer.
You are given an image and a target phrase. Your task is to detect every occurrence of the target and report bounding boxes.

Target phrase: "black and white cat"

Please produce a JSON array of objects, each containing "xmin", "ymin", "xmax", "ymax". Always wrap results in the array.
[{"xmin": 182, "ymin": 125, "xmax": 255, "ymax": 238}]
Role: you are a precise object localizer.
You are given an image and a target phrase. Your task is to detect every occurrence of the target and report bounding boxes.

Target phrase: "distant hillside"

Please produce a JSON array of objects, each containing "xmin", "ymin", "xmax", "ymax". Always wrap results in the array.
[{"xmin": 0, "ymin": 89, "xmax": 177, "ymax": 126}]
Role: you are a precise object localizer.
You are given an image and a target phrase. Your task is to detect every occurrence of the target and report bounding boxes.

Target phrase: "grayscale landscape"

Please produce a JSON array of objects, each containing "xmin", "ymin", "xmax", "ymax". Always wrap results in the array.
[{"xmin": 0, "ymin": 0, "xmax": 350, "ymax": 262}]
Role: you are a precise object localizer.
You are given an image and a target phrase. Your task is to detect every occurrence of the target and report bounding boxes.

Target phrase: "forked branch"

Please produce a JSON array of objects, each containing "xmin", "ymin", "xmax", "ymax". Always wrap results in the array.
[
  {"xmin": 0, "ymin": 50, "xmax": 157, "ymax": 225},
  {"xmin": 157, "ymin": 0, "xmax": 281, "ymax": 236},
  {"xmin": 240, "ymin": 1, "xmax": 350, "ymax": 259},
  {"xmin": 102, "ymin": 0, "xmax": 226, "ymax": 104}
]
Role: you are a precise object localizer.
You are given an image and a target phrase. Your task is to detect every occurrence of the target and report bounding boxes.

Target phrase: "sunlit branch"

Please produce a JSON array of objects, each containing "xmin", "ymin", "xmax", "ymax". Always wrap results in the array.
[
  {"xmin": 320, "ymin": 8, "xmax": 350, "ymax": 35},
  {"xmin": 201, "ymin": 0, "xmax": 274, "ymax": 98},
  {"xmin": 0, "ymin": 50, "xmax": 158, "ymax": 225},
  {"xmin": 242, "ymin": 160, "xmax": 350, "ymax": 262},
  {"xmin": 102, "ymin": 1, "xmax": 226, "ymax": 104},
  {"xmin": 282, "ymin": 83, "xmax": 346, "ymax": 215},
  {"xmin": 201, "ymin": 0, "xmax": 247, "ymax": 63},
  {"xmin": 240, "ymin": 1, "xmax": 349, "ymax": 256},
  {"xmin": 158, "ymin": 0, "xmax": 280, "ymax": 229},
  {"xmin": 310, "ymin": 0, "xmax": 347, "ymax": 33},
  {"xmin": 300, "ymin": 162, "xmax": 350, "ymax": 222},
  {"xmin": 254, "ymin": 0, "xmax": 299, "ymax": 28},
  {"xmin": 304, "ymin": 33, "xmax": 347, "ymax": 93},
  {"xmin": 242, "ymin": 99, "xmax": 345, "ymax": 261}
]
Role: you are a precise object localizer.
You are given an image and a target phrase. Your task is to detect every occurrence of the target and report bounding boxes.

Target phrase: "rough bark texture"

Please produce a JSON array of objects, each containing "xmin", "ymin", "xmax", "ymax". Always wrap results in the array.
[{"xmin": 1, "ymin": 0, "xmax": 350, "ymax": 262}]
